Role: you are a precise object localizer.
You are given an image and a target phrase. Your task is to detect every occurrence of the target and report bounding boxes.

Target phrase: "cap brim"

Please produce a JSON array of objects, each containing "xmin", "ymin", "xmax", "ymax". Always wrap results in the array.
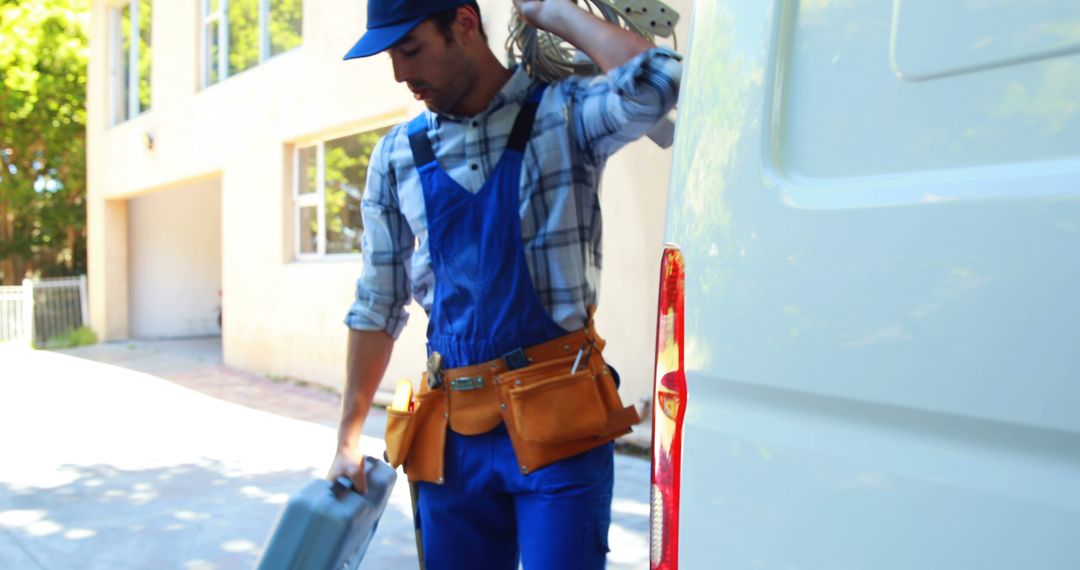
[{"xmin": 343, "ymin": 17, "xmax": 424, "ymax": 60}]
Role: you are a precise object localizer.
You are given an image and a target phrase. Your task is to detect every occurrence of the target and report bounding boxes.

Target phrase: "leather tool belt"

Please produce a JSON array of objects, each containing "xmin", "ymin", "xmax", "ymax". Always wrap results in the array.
[{"xmin": 384, "ymin": 322, "xmax": 641, "ymax": 484}]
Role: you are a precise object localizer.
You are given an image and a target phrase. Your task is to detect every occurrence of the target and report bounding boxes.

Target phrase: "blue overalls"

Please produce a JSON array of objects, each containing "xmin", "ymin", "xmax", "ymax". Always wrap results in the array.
[{"xmin": 406, "ymin": 85, "xmax": 614, "ymax": 569}]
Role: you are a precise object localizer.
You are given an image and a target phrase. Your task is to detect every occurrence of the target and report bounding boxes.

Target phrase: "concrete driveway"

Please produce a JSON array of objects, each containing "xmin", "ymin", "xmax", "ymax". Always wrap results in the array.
[{"xmin": 0, "ymin": 339, "xmax": 651, "ymax": 569}]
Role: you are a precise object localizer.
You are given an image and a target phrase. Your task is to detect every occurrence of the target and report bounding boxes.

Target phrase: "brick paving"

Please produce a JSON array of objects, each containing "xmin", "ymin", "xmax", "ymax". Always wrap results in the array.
[{"xmin": 62, "ymin": 338, "xmax": 348, "ymax": 429}]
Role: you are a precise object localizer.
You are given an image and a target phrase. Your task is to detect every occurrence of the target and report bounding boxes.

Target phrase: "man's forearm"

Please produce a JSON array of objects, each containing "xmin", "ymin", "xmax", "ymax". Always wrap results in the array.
[
  {"xmin": 337, "ymin": 329, "xmax": 395, "ymax": 452},
  {"xmin": 523, "ymin": 0, "xmax": 654, "ymax": 73}
]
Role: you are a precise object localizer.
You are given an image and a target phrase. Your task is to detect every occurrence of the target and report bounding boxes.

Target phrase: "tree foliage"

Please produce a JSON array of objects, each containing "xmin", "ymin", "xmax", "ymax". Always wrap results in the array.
[
  {"xmin": 324, "ymin": 129, "xmax": 384, "ymax": 254},
  {"xmin": 224, "ymin": 0, "xmax": 302, "ymax": 80},
  {"xmin": 0, "ymin": 0, "xmax": 88, "ymax": 285},
  {"xmin": 296, "ymin": 128, "xmax": 384, "ymax": 256},
  {"xmin": 228, "ymin": 0, "xmax": 259, "ymax": 76},
  {"xmin": 321, "ymin": 130, "xmax": 386, "ymax": 254},
  {"xmin": 269, "ymin": 0, "xmax": 302, "ymax": 56}
]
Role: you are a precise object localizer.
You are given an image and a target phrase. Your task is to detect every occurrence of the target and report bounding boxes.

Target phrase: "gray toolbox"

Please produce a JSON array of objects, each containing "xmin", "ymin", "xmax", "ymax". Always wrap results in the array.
[{"xmin": 256, "ymin": 457, "xmax": 397, "ymax": 570}]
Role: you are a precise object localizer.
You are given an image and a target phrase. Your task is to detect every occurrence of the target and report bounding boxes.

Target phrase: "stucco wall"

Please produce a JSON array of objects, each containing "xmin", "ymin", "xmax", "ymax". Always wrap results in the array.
[{"xmin": 87, "ymin": 0, "xmax": 692, "ymax": 407}]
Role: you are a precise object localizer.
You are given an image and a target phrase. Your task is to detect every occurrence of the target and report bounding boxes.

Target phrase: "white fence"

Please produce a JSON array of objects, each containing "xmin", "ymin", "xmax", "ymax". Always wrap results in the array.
[
  {"xmin": 0, "ymin": 283, "xmax": 33, "ymax": 346},
  {"xmin": 0, "ymin": 276, "xmax": 88, "ymax": 347}
]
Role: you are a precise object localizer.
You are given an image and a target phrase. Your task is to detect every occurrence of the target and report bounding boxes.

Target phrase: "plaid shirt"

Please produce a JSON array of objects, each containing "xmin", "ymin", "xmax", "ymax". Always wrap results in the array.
[{"xmin": 345, "ymin": 47, "xmax": 682, "ymax": 339}]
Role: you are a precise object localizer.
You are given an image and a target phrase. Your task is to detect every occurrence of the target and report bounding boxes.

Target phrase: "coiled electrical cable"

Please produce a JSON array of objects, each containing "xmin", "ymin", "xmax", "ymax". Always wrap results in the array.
[{"xmin": 506, "ymin": 0, "xmax": 679, "ymax": 82}]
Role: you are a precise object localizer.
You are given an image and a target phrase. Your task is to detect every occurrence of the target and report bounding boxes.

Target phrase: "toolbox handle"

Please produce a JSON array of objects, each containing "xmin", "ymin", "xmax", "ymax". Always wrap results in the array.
[
  {"xmin": 331, "ymin": 476, "xmax": 355, "ymax": 498},
  {"xmin": 330, "ymin": 457, "xmax": 385, "ymax": 498}
]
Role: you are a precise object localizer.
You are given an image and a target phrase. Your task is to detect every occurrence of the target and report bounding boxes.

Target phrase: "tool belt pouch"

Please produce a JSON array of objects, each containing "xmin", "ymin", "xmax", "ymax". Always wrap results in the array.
[
  {"xmin": 448, "ymin": 380, "xmax": 503, "ymax": 436},
  {"xmin": 500, "ymin": 350, "xmax": 641, "ymax": 472},
  {"xmin": 504, "ymin": 351, "xmax": 634, "ymax": 443},
  {"xmin": 383, "ymin": 406, "xmax": 419, "ymax": 468},
  {"xmin": 384, "ymin": 383, "xmax": 448, "ymax": 484},
  {"xmin": 508, "ymin": 361, "xmax": 607, "ymax": 444}
]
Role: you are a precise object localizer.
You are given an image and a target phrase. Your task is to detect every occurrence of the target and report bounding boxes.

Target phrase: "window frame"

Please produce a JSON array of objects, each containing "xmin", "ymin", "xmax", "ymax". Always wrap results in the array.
[
  {"xmin": 293, "ymin": 142, "xmax": 329, "ymax": 260},
  {"xmin": 291, "ymin": 125, "xmax": 392, "ymax": 261},
  {"xmin": 201, "ymin": 0, "xmax": 226, "ymax": 88},
  {"xmin": 202, "ymin": 0, "xmax": 300, "ymax": 88},
  {"xmin": 109, "ymin": 0, "xmax": 151, "ymax": 125}
]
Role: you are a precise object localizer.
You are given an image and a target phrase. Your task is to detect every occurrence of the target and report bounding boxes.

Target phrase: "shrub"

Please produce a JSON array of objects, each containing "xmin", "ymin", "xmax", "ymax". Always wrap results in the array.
[{"xmin": 45, "ymin": 326, "xmax": 98, "ymax": 349}]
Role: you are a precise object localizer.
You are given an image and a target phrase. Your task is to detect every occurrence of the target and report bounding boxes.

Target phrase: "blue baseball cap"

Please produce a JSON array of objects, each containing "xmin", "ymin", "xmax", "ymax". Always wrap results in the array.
[{"xmin": 344, "ymin": 0, "xmax": 471, "ymax": 60}]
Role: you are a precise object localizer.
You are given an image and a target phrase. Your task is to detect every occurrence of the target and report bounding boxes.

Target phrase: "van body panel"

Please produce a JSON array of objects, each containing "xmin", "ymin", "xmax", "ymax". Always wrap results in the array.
[
  {"xmin": 679, "ymin": 375, "xmax": 1080, "ymax": 569},
  {"xmin": 891, "ymin": 0, "xmax": 1080, "ymax": 81},
  {"xmin": 776, "ymin": 0, "xmax": 1080, "ymax": 181},
  {"xmin": 665, "ymin": 0, "xmax": 1080, "ymax": 567}
]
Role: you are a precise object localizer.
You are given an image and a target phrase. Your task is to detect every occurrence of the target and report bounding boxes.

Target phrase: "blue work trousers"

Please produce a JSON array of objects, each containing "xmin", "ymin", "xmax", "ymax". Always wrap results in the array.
[{"xmin": 417, "ymin": 425, "xmax": 614, "ymax": 570}]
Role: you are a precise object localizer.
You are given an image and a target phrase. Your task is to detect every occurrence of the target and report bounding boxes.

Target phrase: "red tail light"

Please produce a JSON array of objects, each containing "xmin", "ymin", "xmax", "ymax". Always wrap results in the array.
[{"xmin": 651, "ymin": 245, "xmax": 686, "ymax": 570}]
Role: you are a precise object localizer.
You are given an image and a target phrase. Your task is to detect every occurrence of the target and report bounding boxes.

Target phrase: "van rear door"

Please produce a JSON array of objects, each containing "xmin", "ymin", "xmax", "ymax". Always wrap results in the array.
[{"xmin": 665, "ymin": 1, "xmax": 1080, "ymax": 568}]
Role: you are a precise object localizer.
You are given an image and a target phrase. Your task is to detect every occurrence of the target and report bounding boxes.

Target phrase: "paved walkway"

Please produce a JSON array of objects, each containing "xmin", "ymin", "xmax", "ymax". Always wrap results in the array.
[{"xmin": 0, "ymin": 339, "xmax": 651, "ymax": 569}]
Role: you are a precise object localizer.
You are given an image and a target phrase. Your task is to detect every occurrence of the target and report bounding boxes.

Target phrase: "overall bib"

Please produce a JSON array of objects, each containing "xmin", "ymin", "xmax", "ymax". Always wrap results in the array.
[{"xmin": 406, "ymin": 85, "xmax": 614, "ymax": 569}]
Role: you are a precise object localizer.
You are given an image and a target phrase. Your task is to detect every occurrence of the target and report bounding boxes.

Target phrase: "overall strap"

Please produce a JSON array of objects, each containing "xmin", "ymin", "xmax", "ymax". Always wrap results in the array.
[
  {"xmin": 407, "ymin": 113, "xmax": 436, "ymax": 168},
  {"xmin": 506, "ymin": 84, "xmax": 548, "ymax": 153},
  {"xmin": 407, "ymin": 84, "xmax": 549, "ymax": 168}
]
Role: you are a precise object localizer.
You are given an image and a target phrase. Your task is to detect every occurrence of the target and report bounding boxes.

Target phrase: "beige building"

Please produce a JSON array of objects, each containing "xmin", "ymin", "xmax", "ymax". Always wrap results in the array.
[{"xmin": 86, "ymin": 0, "xmax": 689, "ymax": 410}]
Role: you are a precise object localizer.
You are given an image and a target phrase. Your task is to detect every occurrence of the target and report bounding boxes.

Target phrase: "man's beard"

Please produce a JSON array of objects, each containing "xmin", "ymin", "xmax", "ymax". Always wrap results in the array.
[{"xmin": 424, "ymin": 59, "xmax": 471, "ymax": 115}]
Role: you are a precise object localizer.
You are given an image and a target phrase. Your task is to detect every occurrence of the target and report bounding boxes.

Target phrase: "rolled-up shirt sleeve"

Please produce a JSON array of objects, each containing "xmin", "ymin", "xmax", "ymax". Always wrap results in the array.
[
  {"xmin": 344, "ymin": 134, "xmax": 414, "ymax": 339},
  {"xmin": 566, "ymin": 46, "xmax": 683, "ymax": 165}
]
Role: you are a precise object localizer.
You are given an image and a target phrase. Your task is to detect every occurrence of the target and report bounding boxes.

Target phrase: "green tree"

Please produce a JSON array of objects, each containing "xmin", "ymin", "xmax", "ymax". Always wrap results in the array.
[
  {"xmin": 228, "ymin": 0, "xmax": 259, "ymax": 76},
  {"xmin": 269, "ymin": 0, "xmax": 302, "ymax": 56},
  {"xmin": 324, "ymin": 129, "xmax": 386, "ymax": 254},
  {"xmin": 226, "ymin": 0, "xmax": 301, "ymax": 78},
  {"xmin": 0, "ymin": 0, "xmax": 88, "ymax": 285}
]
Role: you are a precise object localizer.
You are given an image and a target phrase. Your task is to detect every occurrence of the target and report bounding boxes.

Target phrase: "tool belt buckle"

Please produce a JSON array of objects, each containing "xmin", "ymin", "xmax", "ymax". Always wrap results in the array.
[
  {"xmin": 502, "ymin": 348, "xmax": 531, "ymax": 371},
  {"xmin": 449, "ymin": 376, "xmax": 485, "ymax": 391}
]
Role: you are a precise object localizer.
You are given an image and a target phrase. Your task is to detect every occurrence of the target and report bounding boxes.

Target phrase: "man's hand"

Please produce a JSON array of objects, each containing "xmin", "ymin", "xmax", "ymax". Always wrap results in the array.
[
  {"xmin": 331, "ymin": 329, "xmax": 394, "ymax": 495},
  {"xmin": 513, "ymin": 0, "xmax": 574, "ymax": 32},
  {"xmin": 329, "ymin": 445, "xmax": 368, "ymax": 494},
  {"xmin": 511, "ymin": 0, "xmax": 653, "ymax": 73}
]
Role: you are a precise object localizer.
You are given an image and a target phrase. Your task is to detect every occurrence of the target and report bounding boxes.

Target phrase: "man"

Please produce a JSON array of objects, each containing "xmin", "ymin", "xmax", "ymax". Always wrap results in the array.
[{"xmin": 332, "ymin": 0, "xmax": 680, "ymax": 568}]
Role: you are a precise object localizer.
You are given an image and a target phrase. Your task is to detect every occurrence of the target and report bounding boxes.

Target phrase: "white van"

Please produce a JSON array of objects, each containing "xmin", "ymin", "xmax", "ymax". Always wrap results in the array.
[{"xmin": 650, "ymin": 1, "xmax": 1080, "ymax": 569}]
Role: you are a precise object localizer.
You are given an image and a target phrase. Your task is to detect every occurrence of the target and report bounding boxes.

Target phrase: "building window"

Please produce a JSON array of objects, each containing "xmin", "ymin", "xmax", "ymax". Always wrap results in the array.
[
  {"xmin": 293, "ymin": 128, "xmax": 389, "ymax": 258},
  {"xmin": 109, "ymin": 0, "xmax": 152, "ymax": 124},
  {"xmin": 202, "ymin": 0, "xmax": 302, "ymax": 87}
]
